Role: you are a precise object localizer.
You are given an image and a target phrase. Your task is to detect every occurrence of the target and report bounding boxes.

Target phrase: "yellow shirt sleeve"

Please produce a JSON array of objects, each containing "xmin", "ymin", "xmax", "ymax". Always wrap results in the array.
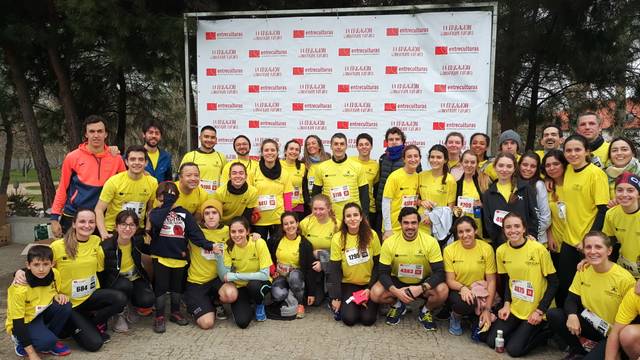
[
  {"xmin": 496, "ymin": 245, "xmax": 507, "ymax": 274},
  {"xmin": 615, "ymin": 288, "xmax": 640, "ymax": 324},
  {"xmin": 378, "ymin": 236, "xmax": 394, "ymax": 266},
  {"xmin": 425, "ymin": 234, "xmax": 444, "ymax": 263},
  {"xmin": 602, "ymin": 209, "xmax": 614, "ymax": 236},
  {"xmin": 99, "ymin": 176, "xmax": 117, "ymax": 203},
  {"xmin": 371, "ymin": 232, "xmax": 381, "ymax": 256},
  {"xmin": 593, "ymin": 167, "xmax": 610, "ymax": 205},
  {"xmin": 443, "ymin": 246, "xmax": 454, "ymax": 273},
  {"xmin": 330, "ymin": 233, "xmax": 342, "ymax": 262},
  {"xmin": 539, "ymin": 245, "xmax": 556, "ymax": 276},
  {"xmin": 7, "ymin": 285, "xmax": 27, "ymax": 321},
  {"xmin": 484, "ymin": 244, "xmax": 497, "ymax": 274}
]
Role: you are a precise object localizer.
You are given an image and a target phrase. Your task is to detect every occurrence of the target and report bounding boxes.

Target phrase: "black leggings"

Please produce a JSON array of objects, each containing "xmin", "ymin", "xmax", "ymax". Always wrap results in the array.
[
  {"xmin": 231, "ymin": 280, "xmax": 271, "ymax": 329},
  {"xmin": 557, "ymin": 244, "xmax": 582, "ymax": 308},
  {"xmin": 485, "ymin": 315, "xmax": 550, "ymax": 357},
  {"xmin": 152, "ymin": 259, "xmax": 187, "ymax": 315},
  {"xmin": 66, "ymin": 288, "xmax": 127, "ymax": 352},
  {"xmin": 447, "ymin": 290, "xmax": 476, "ymax": 316},
  {"xmin": 548, "ymin": 308, "xmax": 606, "ymax": 359},
  {"xmin": 253, "ymin": 225, "xmax": 281, "ymax": 257},
  {"xmin": 110, "ymin": 277, "xmax": 155, "ymax": 308},
  {"xmin": 339, "ymin": 283, "xmax": 378, "ymax": 327}
]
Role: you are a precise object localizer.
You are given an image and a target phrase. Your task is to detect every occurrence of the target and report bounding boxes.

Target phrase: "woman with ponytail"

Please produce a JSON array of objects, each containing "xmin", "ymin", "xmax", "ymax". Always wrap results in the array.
[{"xmin": 418, "ymin": 145, "xmax": 456, "ymax": 233}]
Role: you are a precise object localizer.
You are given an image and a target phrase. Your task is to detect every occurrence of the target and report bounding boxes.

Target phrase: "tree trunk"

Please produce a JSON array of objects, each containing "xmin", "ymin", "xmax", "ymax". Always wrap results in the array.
[
  {"xmin": 115, "ymin": 67, "xmax": 127, "ymax": 151},
  {"xmin": 0, "ymin": 113, "xmax": 13, "ymax": 195},
  {"xmin": 525, "ymin": 59, "xmax": 541, "ymax": 151},
  {"xmin": 45, "ymin": 0, "xmax": 82, "ymax": 150},
  {"xmin": 4, "ymin": 46, "xmax": 56, "ymax": 209}
]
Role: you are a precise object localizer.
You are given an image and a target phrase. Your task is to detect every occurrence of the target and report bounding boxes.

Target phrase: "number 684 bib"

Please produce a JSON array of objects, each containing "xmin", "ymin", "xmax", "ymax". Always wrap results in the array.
[{"xmin": 72, "ymin": 275, "xmax": 97, "ymax": 299}]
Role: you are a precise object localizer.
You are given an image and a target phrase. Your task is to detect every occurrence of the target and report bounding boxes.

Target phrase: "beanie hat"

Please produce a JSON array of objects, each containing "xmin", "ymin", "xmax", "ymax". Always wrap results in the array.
[
  {"xmin": 615, "ymin": 171, "xmax": 640, "ymax": 193},
  {"xmin": 498, "ymin": 129, "xmax": 523, "ymax": 151},
  {"xmin": 199, "ymin": 198, "xmax": 224, "ymax": 218}
]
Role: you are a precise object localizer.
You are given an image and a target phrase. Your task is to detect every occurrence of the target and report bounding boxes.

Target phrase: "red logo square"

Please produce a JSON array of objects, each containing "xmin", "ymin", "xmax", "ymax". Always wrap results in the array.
[
  {"xmin": 384, "ymin": 103, "xmax": 397, "ymax": 111},
  {"xmin": 435, "ymin": 46, "xmax": 448, "ymax": 55},
  {"xmin": 337, "ymin": 121, "xmax": 349, "ymax": 129},
  {"xmin": 292, "ymin": 67, "xmax": 304, "ymax": 75},
  {"xmin": 433, "ymin": 122, "xmax": 446, "ymax": 130},
  {"xmin": 205, "ymin": 32, "xmax": 216, "ymax": 40},
  {"xmin": 385, "ymin": 66, "xmax": 398, "ymax": 74},
  {"xmin": 206, "ymin": 68, "xmax": 217, "ymax": 76},
  {"xmin": 248, "ymin": 120, "xmax": 260, "ymax": 128},
  {"xmin": 337, "ymin": 84, "xmax": 350, "ymax": 93},
  {"xmin": 249, "ymin": 50, "xmax": 260, "ymax": 58},
  {"xmin": 434, "ymin": 84, "xmax": 447, "ymax": 93},
  {"xmin": 386, "ymin": 28, "xmax": 399, "ymax": 36},
  {"xmin": 206, "ymin": 103, "xmax": 217, "ymax": 111},
  {"xmin": 292, "ymin": 103, "xmax": 304, "ymax": 111},
  {"xmin": 293, "ymin": 138, "xmax": 303, "ymax": 145},
  {"xmin": 293, "ymin": 30, "xmax": 304, "ymax": 38},
  {"xmin": 248, "ymin": 85, "xmax": 260, "ymax": 93},
  {"xmin": 338, "ymin": 48, "xmax": 351, "ymax": 56}
]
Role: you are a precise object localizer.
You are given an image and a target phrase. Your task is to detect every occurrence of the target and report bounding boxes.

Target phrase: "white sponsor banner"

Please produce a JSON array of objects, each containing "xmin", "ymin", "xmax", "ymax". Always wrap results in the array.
[{"xmin": 196, "ymin": 12, "xmax": 491, "ymax": 159}]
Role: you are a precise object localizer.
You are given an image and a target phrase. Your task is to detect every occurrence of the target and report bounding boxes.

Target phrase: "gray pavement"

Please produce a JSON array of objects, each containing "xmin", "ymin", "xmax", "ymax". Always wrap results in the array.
[{"xmin": 0, "ymin": 243, "xmax": 563, "ymax": 359}]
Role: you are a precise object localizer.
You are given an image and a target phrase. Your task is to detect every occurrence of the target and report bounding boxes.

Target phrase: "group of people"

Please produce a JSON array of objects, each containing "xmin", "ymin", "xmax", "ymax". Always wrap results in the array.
[{"xmin": 5, "ymin": 112, "xmax": 640, "ymax": 360}]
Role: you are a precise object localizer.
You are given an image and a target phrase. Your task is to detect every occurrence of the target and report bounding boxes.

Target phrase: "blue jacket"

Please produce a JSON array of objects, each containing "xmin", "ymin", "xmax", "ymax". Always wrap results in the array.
[{"xmin": 145, "ymin": 148, "xmax": 173, "ymax": 182}]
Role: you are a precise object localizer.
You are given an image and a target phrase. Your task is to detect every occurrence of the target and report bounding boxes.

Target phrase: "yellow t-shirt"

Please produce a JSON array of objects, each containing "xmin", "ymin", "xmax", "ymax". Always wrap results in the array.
[
  {"xmin": 417, "ymin": 170, "xmax": 456, "ymax": 231},
  {"xmin": 299, "ymin": 215, "xmax": 337, "ymax": 251},
  {"xmin": 483, "ymin": 154, "xmax": 521, "ymax": 181},
  {"xmin": 534, "ymin": 150, "xmax": 545, "ymax": 160},
  {"xmin": 148, "ymin": 149, "xmax": 160, "ymax": 170},
  {"xmin": 99, "ymin": 171, "xmax": 158, "ymax": 231},
  {"xmin": 281, "ymin": 160, "xmax": 307, "ymax": 208},
  {"xmin": 220, "ymin": 158, "xmax": 258, "ymax": 185},
  {"xmin": 180, "ymin": 150, "xmax": 227, "ymax": 195},
  {"xmin": 547, "ymin": 185, "xmax": 567, "ymax": 252},
  {"xmin": 615, "ymin": 288, "xmax": 640, "ymax": 324},
  {"xmin": 314, "ymin": 158, "xmax": 368, "ymax": 223},
  {"xmin": 460, "ymin": 179, "xmax": 487, "ymax": 241},
  {"xmin": 496, "ymin": 239, "xmax": 556, "ymax": 320},
  {"xmin": 591, "ymin": 141, "xmax": 610, "ymax": 169},
  {"xmin": 351, "ymin": 157, "xmax": 380, "ymax": 213},
  {"xmin": 187, "ymin": 226, "xmax": 229, "ymax": 284},
  {"xmin": 5, "ymin": 268, "xmax": 62, "ymax": 334},
  {"xmin": 330, "ymin": 231, "xmax": 381, "ymax": 285},
  {"xmin": 276, "ymin": 235, "xmax": 302, "ymax": 271},
  {"xmin": 563, "ymin": 164, "xmax": 610, "ymax": 247},
  {"xmin": 51, "ymin": 236, "xmax": 104, "ymax": 307},
  {"xmin": 569, "ymin": 264, "xmax": 635, "ymax": 325},
  {"xmin": 213, "ymin": 183, "xmax": 259, "ymax": 225},
  {"xmin": 223, "ymin": 238, "xmax": 272, "ymax": 287},
  {"xmin": 118, "ymin": 242, "xmax": 138, "ymax": 280},
  {"xmin": 253, "ymin": 168, "xmax": 293, "ymax": 226},
  {"xmin": 174, "ymin": 180, "xmax": 209, "ymax": 215},
  {"xmin": 444, "ymin": 240, "xmax": 497, "ymax": 287},
  {"xmin": 383, "ymin": 168, "xmax": 420, "ymax": 232},
  {"xmin": 379, "ymin": 231, "xmax": 443, "ymax": 284},
  {"xmin": 496, "ymin": 181, "xmax": 513, "ymax": 203},
  {"xmin": 602, "ymin": 205, "xmax": 640, "ymax": 278}
]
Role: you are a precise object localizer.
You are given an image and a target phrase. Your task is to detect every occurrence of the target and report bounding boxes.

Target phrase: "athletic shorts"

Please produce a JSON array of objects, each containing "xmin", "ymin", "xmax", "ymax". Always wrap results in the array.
[{"xmin": 184, "ymin": 279, "xmax": 223, "ymax": 319}]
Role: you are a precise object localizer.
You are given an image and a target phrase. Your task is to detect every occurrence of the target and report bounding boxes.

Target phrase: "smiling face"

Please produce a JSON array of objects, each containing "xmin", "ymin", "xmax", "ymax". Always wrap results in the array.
[
  {"xmin": 285, "ymin": 141, "xmax": 301, "ymax": 162},
  {"xmin": 495, "ymin": 157, "xmax": 515, "ymax": 181},
  {"xmin": 199, "ymin": 129, "xmax": 217, "ymax": 151},
  {"xmin": 455, "ymin": 220, "xmax": 476, "ymax": 248},
  {"xmin": 610, "ymin": 140, "xmax": 634, "ymax": 168},
  {"xmin": 73, "ymin": 210, "xmax": 96, "ymax": 239},
  {"xmin": 386, "ymin": 132, "xmax": 403, "ymax": 147},
  {"xmin": 312, "ymin": 199, "xmax": 330, "ymax": 220},
  {"xmin": 446, "ymin": 135, "xmax": 464, "ymax": 159},
  {"xmin": 343, "ymin": 206, "xmax": 362, "ymax": 233},
  {"xmin": 577, "ymin": 114, "xmax": 601, "ymax": 142},
  {"xmin": 541, "ymin": 127, "xmax": 562, "ymax": 151},
  {"xmin": 403, "ymin": 148, "xmax": 421, "ymax": 172},
  {"xmin": 470, "ymin": 135, "xmax": 488, "ymax": 158},
  {"xmin": 583, "ymin": 235, "xmax": 611, "ymax": 267},
  {"xmin": 428, "ymin": 150, "xmax": 446, "ymax": 170},
  {"xmin": 116, "ymin": 216, "xmax": 137, "ymax": 240},
  {"xmin": 503, "ymin": 216, "xmax": 525, "ymax": 244},
  {"xmin": 126, "ymin": 150, "xmax": 147, "ymax": 176},
  {"xmin": 229, "ymin": 222, "xmax": 249, "ymax": 246},
  {"xmin": 203, "ymin": 207, "xmax": 221, "ymax": 229},
  {"xmin": 282, "ymin": 215, "xmax": 299, "ymax": 239},
  {"xmin": 179, "ymin": 165, "xmax": 200, "ymax": 190},
  {"xmin": 615, "ymin": 182, "xmax": 639, "ymax": 208},
  {"xmin": 543, "ymin": 156, "xmax": 565, "ymax": 181},
  {"xmin": 85, "ymin": 121, "xmax": 107, "ymax": 149},
  {"xmin": 331, "ymin": 137, "xmax": 347, "ymax": 158},
  {"xmin": 400, "ymin": 213, "xmax": 419, "ymax": 241},
  {"xmin": 261, "ymin": 142, "xmax": 279, "ymax": 163},
  {"xmin": 305, "ymin": 137, "xmax": 320, "ymax": 156},
  {"xmin": 519, "ymin": 156, "xmax": 538, "ymax": 180},
  {"xmin": 229, "ymin": 164, "xmax": 247, "ymax": 188},
  {"xmin": 563, "ymin": 139, "xmax": 588, "ymax": 167},
  {"xmin": 143, "ymin": 126, "xmax": 161, "ymax": 148},
  {"xmin": 461, "ymin": 152, "xmax": 478, "ymax": 176},
  {"xmin": 234, "ymin": 137, "xmax": 251, "ymax": 157},
  {"xmin": 356, "ymin": 138, "xmax": 372, "ymax": 158}
]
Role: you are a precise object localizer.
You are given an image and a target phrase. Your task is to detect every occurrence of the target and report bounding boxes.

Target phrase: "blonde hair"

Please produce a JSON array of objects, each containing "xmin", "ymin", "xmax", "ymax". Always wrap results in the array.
[
  {"xmin": 461, "ymin": 150, "xmax": 491, "ymax": 192},
  {"xmin": 63, "ymin": 209, "xmax": 96, "ymax": 259},
  {"xmin": 311, "ymin": 193, "xmax": 338, "ymax": 231}
]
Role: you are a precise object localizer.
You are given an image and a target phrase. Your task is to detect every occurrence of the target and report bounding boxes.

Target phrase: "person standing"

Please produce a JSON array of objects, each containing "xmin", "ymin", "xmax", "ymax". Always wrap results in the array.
[
  {"xmin": 352, "ymin": 134, "xmax": 379, "ymax": 226},
  {"xmin": 576, "ymin": 111, "xmax": 610, "ymax": 169},
  {"xmin": 142, "ymin": 119, "xmax": 173, "ymax": 182},
  {"xmin": 180, "ymin": 126, "xmax": 227, "ymax": 195}
]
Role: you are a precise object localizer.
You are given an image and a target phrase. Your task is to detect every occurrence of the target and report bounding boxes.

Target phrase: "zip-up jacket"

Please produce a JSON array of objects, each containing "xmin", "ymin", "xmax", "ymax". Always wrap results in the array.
[
  {"xmin": 51, "ymin": 143, "xmax": 126, "ymax": 220},
  {"xmin": 145, "ymin": 148, "xmax": 173, "ymax": 182},
  {"xmin": 99, "ymin": 235, "xmax": 151, "ymax": 286}
]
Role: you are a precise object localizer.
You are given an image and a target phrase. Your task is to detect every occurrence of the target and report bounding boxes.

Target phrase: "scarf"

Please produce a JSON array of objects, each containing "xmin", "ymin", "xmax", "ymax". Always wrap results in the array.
[
  {"xmin": 309, "ymin": 155, "xmax": 322, "ymax": 164},
  {"xmin": 588, "ymin": 135, "xmax": 605, "ymax": 152},
  {"xmin": 386, "ymin": 144, "xmax": 404, "ymax": 161},
  {"xmin": 26, "ymin": 268, "xmax": 55, "ymax": 288},
  {"xmin": 228, "ymin": 180, "xmax": 248, "ymax": 195},
  {"xmin": 605, "ymin": 157, "xmax": 640, "ymax": 184},
  {"xmin": 259, "ymin": 158, "xmax": 282, "ymax": 180}
]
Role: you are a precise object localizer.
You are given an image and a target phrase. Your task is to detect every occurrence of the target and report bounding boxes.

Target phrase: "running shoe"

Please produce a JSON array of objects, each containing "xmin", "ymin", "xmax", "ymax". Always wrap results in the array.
[
  {"xmin": 448, "ymin": 312, "xmax": 463, "ymax": 336},
  {"xmin": 255, "ymin": 304, "xmax": 267, "ymax": 321},
  {"xmin": 11, "ymin": 336, "xmax": 26, "ymax": 357},
  {"xmin": 169, "ymin": 311, "xmax": 189, "ymax": 326},
  {"xmin": 470, "ymin": 324, "xmax": 481, "ymax": 342},
  {"xmin": 296, "ymin": 304, "xmax": 305, "ymax": 319},
  {"xmin": 215, "ymin": 305, "xmax": 228, "ymax": 320},
  {"xmin": 153, "ymin": 316, "xmax": 166, "ymax": 333},
  {"xmin": 96, "ymin": 323, "xmax": 111, "ymax": 343},
  {"xmin": 418, "ymin": 307, "xmax": 437, "ymax": 331},
  {"xmin": 41, "ymin": 341, "xmax": 71, "ymax": 356},
  {"xmin": 385, "ymin": 303, "xmax": 407, "ymax": 325},
  {"xmin": 136, "ymin": 307, "xmax": 153, "ymax": 317},
  {"xmin": 112, "ymin": 312, "xmax": 129, "ymax": 333}
]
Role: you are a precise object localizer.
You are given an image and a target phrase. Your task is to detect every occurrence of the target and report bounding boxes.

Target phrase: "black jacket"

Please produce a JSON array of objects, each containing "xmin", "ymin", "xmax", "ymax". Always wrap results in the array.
[
  {"xmin": 481, "ymin": 179, "xmax": 538, "ymax": 247},
  {"xmin": 272, "ymin": 235, "xmax": 319, "ymax": 297},
  {"xmin": 99, "ymin": 235, "xmax": 151, "ymax": 287}
]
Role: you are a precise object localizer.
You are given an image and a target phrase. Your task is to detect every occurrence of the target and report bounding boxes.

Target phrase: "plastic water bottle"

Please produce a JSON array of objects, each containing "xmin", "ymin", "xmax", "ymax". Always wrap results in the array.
[{"xmin": 495, "ymin": 330, "xmax": 505, "ymax": 353}]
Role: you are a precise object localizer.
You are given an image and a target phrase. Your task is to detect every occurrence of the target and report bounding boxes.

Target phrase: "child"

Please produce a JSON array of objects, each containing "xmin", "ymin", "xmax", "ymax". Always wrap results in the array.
[{"xmin": 6, "ymin": 245, "xmax": 72, "ymax": 358}]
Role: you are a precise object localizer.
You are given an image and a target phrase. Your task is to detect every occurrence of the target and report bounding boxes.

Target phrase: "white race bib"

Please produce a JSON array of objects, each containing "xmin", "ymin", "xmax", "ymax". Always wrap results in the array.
[
  {"xmin": 345, "ymin": 248, "xmax": 370, "ymax": 266},
  {"xmin": 122, "ymin": 201, "xmax": 144, "ymax": 216},
  {"xmin": 277, "ymin": 263, "xmax": 294, "ymax": 275},
  {"xmin": 201, "ymin": 248, "xmax": 217, "ymax": 260},
  {"xmin": 457, "ymin": 196, "xmax": 475, "ymax": 214},
  {"xmin": 71, "ymin": 275, "xmax": 97, "ymax": 299},
  {"xmin": 556, "ymin": 201, "xmax": 567, "ymax": 220},
  {"xmin": 200, "ymin": 179, "xmax": 220, "ymax": 194},
  {"xmin": 581, "ymin": 308, "xmax": 610, "ymax": 336},
  {"xmin": 307, "ymin": 176, "xmax": 315, "ymax": 192},
  {"xmin": 493, "ymin": 210, "xmax": 509, "ymax": 227},
  {"xmin": 330, "ymin": 186, "xmax": 351, "ymax": 202},
  {"xmin": 258, "ymin": 194, "xmax": 277, "ymax": 211},
  {"xmin": 292, "ymin": 186, "xmax": 301, "ymax": 202},
  {"xmin": 398, "ymin": 263, "xmax": 424, "ymax": 279},
  {"xmin": 511, "ymin": 279, "xmax": 534, "ymax": 302},
  {"xmin": 402, "ymin": 195, "xmax": 419, "ymax": 208},
  {"xmin": 618, "ymin": 255, "xmax": 640, "ymax": 278}
]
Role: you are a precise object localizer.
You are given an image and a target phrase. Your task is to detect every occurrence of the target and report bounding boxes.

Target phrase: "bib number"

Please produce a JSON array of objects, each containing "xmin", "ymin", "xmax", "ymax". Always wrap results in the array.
[
  {"xmin": 493, "ymin": 210, "xmax": 509, "ymax": 227},
  {"xmin": 457, "ymin": 196, "xmax": 475, "ymax": 214},
  {"xmin": 200, "ymin": 179, "xmax": 220, "ymax": 194},
  {"xmin": 581, "ymin": 308, "xmax": 610, "ymax": 336},
  {"xmin": 122, "ymin": 201, "xmax": 144, "ymax": 216},
  {"xmin": 72, "ymin": 275, "xmax": 97, "ymax": 299},
  {"xmin": 330, "ymin": 186, "xmax": 351, "ymax": 202},
  {"xmin": 402, "ymin": 195, "xmax": 419, "ymax": 208},
  {"xmin": 398, "ymin": 263, "xmax": 424, "ymax": 279},
  {"xmin": 345, "ymin": 248, "xmax": 369, "ymax": 266},
  {"xmin": 511, "ymin": 279, "xmax": 534, "ymax": 302},
  {"xmin": 307, "ymin": 176, "xmax": 315, "ymax": 192},
  {"xmin": 556, "ymin": 201, "xmax": 567, "ymax": 220},
  {"xmin": 258, "ymin": 195, "xmax": 277, "ymax": 211}
]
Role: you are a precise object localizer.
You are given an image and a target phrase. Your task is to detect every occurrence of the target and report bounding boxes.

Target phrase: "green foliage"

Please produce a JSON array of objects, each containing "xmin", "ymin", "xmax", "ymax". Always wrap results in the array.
[{"xmin": 7, "ymin": 193, "xmax": 39, "ymax": 217}]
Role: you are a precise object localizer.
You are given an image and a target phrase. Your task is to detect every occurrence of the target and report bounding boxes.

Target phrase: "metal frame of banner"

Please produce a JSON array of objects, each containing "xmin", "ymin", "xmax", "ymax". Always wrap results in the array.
[{"xmin": 183, "ymin": 2, "xmax": 498, "ymax": 151}]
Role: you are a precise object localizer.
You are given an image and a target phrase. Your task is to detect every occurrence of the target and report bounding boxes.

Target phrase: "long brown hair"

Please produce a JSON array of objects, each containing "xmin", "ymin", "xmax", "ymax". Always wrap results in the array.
[
  {"xmin": 339, "ymin": 203, "xmax": 372, "ymax": 252},
  {"xmin": 63, "ymin": 209, "xmax": 96, "ymax": 259},
  {"xmin": 461, "ymin": 150, "xmax": 491, "ymax": 192},
  {"xmin": 493, "ymin": 152, "xmax": 519, "ymax": 203},
  {"xmin": 429, "ymin": 144, "xmax": 450, "ymax": 185},
  {"xmin": 302, "ymin": 135, "xmax": 330, "ymax": 168},
  {"xmin": 226, "ymin": 216, "xmax": 251, "ymax": 252}
]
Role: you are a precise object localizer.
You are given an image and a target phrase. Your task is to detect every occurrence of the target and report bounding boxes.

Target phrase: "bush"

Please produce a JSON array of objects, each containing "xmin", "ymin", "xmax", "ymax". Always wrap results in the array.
[{"xmin": 7, "ymin": 193, "xmax": 39, "ymax": 217}]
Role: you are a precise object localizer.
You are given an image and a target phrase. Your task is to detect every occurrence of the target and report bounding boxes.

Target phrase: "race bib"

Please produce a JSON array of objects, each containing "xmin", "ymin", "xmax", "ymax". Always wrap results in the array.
[
  {"xmin": 581, "ymin": 308, "xmax": 610, "ymax": 336},
  {"xmin": 618, "ymin": 255, "xmax": 640, "ymax": 278},
  {"xmin": 493, "ymin": 210, "xmax": 509, "ymax": 227},
  {"xmin": 330, "ymin": 186, "xmax": 351, "ymax": 202},
  {"xmin": 345, "ymin": 247, "xmax": 370, "ymax": 266},
  {"xmin": 72, "ymin": 275, "xmax": 97, "ymax": 299},
  {"xmin": 258, "ymin": 194, "xmax": 277, "ymax": 211},
  {"xmin": 201, "ymin": 248, "xmax": 217, "ymax": 261},
  {"xmin": 402, "ymin": 195, "xmax": 419, "ymax": 208},
  {"xmin": 556, "ymin": 201, "xmax": 567, "ymax": 220},
  {"xmin": 398, "ymin": 263, "xmax": 424, "ymax": 279},
  {"xmin": 200, "ymin": 179, "xmax": 220, "ymax": 194},
  {"xmin": 277, "ymin": 263, "xmax": 294, "ymax": 275},
  {"xmin": 122, "ymin": 201, "xmax": 144, "ymax": 216},
  {"xmin": 511, "ymin": 279, "xmax": 534, "ymax": 302},
  {"xmin": 457, "ymin": 196, "xmax": 475, "ymax": 214},
  {"xmin": 292, "ymin": 186, "xmax": 301, "ymax": 202},
  {"xmin": 307, "ymin": 176, "xmax": 315, "ymax": 192}
]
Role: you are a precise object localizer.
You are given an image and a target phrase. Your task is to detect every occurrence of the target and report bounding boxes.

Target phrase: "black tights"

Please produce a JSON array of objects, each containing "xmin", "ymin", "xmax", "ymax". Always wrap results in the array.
[
  {"xmin": 152, "ymin": 259, "xmax": 186, "ymax": 316},
  {"xmin": 231, "ymin": 280, "xmax": 271, "ymax": 329},
  {"xmin": 110, "ymin": 277, "xmax": 155, "ymax": 308},
  {"xmin": 339, "ymin": 283, "xmax": 378, "ymax": 327},
  {"xmin": 485, "ymin": 315, "xmax": 550, "ymax": 357}
]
